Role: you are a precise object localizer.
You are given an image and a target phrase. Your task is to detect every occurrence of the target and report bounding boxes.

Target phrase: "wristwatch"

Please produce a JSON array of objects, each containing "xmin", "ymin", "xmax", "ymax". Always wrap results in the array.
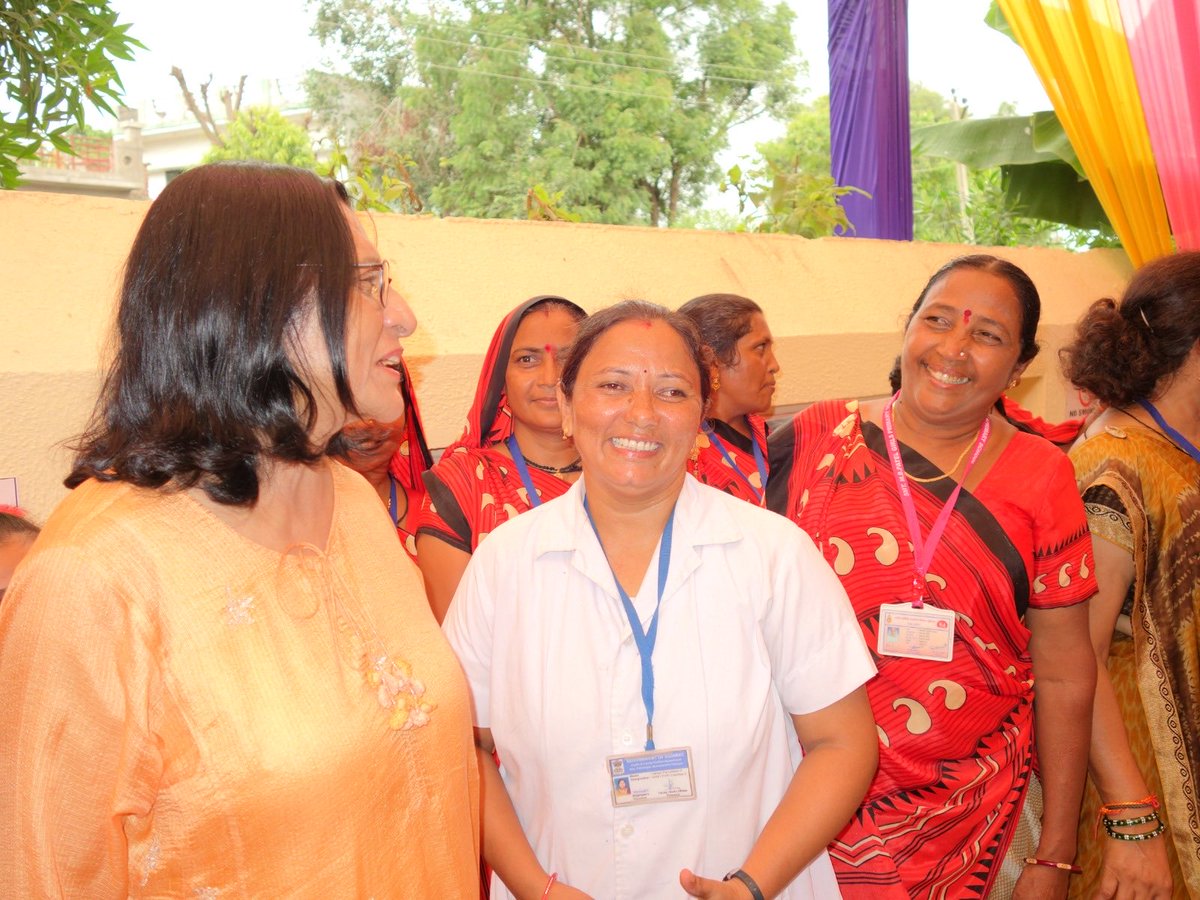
[{"xmin": 723, "ymin": 868, "xmax": 766, "ymax": 900}]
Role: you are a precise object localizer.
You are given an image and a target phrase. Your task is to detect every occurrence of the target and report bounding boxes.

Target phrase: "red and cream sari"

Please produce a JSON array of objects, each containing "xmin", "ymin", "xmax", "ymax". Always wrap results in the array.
[{"xmin": 768, "ymin": 399, "xmax": 1095, "ymax": 898}]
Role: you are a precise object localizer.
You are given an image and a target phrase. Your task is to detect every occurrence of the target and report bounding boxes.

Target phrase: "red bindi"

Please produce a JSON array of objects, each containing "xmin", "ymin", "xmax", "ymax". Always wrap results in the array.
[{"xmin": 963, "ymin": 309, "xmax": 972, "ymax": 324}]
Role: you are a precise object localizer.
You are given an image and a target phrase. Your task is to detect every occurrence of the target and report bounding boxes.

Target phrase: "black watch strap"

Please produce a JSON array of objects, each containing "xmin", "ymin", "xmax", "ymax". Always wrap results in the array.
[{"xmin": 723, "ymin": 868, "xmax": 766, "ymax": 900}]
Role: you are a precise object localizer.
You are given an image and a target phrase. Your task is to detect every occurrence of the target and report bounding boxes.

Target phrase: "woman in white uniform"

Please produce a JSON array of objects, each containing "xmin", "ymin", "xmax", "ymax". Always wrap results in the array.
[{"xmin": 444, "ymin": 300, "xmax": 879, "ymax": 899}]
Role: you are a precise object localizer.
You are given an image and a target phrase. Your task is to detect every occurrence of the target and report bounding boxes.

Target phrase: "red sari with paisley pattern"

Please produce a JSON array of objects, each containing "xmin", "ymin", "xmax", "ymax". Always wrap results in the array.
[
  {"xmin": 388, "ymin": 355, "xmax": 434, "ymax": 559},
  {"xmin": 687, "ymin": 414, "xmax": 770, "ymax": 505},
  {"xmin": 413, "ymin": 296, "xmax": 583, "ymax": 554},
  {"xmin": 767, "ymin": 399, "xmax": 1095, "ymax": 899}
]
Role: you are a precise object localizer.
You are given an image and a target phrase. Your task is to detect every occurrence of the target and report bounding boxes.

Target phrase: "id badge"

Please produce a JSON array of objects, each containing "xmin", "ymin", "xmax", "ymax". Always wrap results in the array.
[
  {"xmin": 607, "ymin": 747, "xmax": 696, "ymax": 807},
  {"xmin": 877, "ymin": 602, "xmax": 955, "ymax": 662}
]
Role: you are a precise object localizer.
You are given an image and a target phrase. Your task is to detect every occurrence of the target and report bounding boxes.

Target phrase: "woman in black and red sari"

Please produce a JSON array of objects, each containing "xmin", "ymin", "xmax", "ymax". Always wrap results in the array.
[
  {"xmin": 678, "ymin": 293, "xmax": 780, "ymax": 506},
  {"xmin": 767, "ymin": 255, "xmax": 1097, "ymax": 900},
  {"xmin": 413, "ymin": 296, "xmax": 587, "ymax": 621}
]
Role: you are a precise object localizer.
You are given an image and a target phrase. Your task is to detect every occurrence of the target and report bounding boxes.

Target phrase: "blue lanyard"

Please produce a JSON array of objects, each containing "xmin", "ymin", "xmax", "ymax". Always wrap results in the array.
[
  {"xmin": 387, "ymin": 474, "xmax": 400, "ymax": 526},
  {"xmin": 505, "ymin": 435, "xmax": 544, "ymax": 508},
  {"xmin": 583, "ymin": 496, "xmax": 675, "ymax": 751},
  {"xmin": 703, "ymin": 421, "xmax": 768, "ymax": 503},
  {"xmin": 1137, "ymin": 399, "xmax": 1200, "ymax": 464}
]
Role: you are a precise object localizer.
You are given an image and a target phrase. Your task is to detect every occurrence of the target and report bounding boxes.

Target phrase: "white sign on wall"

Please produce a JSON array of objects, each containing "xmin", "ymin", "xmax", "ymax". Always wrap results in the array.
[
  {"xmin": 0, "ymin": 477, "xmax": 19, "ymax": 508},
  {"xmin": 1064, "ymin": 388, "xmax": 1098, "ymax": 422}
]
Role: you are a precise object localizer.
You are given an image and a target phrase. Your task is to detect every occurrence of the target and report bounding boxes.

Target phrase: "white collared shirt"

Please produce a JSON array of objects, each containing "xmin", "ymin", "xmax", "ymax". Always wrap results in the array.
[{"xmin": 444, "ymin": 475, "xmax": 874, "ymax": 899}]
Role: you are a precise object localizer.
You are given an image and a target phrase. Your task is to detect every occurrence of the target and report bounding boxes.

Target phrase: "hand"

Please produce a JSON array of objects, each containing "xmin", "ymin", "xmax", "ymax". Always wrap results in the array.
[
  {"xmin": 679, "ymin": 868, "xmax": 753, "ymax": 899},
  {"xmin": 1013, "ymin": 864, "xmax": 1070, "ymax": 900},
  {"xmin": 1093, "ymin": 838, "xmax": 1172, "ymax": 899}
]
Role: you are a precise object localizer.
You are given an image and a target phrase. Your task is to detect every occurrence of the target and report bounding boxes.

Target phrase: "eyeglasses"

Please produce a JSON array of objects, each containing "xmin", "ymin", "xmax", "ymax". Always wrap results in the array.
[{"xmin": 352, "ymin": 260, "xmax": 392, "ymax": 310}]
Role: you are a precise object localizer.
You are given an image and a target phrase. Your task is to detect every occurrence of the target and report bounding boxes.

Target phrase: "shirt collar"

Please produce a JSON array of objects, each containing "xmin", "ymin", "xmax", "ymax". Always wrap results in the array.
[{"xmin": 533, "ymin": 475, "xmax": 744, "ymax": 597}]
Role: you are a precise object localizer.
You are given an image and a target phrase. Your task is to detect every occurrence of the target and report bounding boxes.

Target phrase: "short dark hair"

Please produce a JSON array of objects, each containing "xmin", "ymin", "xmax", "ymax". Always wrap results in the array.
[
  {"xmin": 558, "ymin": 300, "xmax": 713, "ymax": 405},
  {"xmin": 68, "ymin": 162, "xmax": 363, "ymax": 506},
  {"xmin": 888, "ymin": 254, "xmax": 1042, "ymax": 393},
  {"xmin": 0, "ymin": 512, "xmax": 39, "ymax": 540},
  {"xmin": 677, "ymin": 293, "xmax": 764, "ymax": 367},
  {"xmin": 1061, "ymin": 251, "xmax": 1200, "ymax": 407}
]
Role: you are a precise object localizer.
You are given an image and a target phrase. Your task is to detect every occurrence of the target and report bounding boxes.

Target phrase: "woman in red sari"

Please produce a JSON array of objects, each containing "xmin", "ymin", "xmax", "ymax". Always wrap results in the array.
[
  {"xmin": 678, "ymin": 293, "xmax": 780, "ymax": 505},
  {"xmin": 414, "ymin": 296, "xmax": 586, "ymax": 620},
  {"xmin": 340, "ymin": 356, "xmax": 433, "ymax": 560},
  {"xmin": 767, "ymin": 255, "xmax": 1097, "ymax": 900}
]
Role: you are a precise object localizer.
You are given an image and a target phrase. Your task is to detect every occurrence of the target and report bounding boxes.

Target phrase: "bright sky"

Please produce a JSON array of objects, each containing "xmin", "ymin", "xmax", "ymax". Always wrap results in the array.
[{"xmin": 101, "ymin": 0, "xmax": 1050, "ymax": 128}]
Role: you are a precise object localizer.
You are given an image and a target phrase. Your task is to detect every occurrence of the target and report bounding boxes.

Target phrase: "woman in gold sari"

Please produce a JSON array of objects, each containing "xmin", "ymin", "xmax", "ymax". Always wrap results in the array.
[{"xmin": 1062, "ymin": 251, "xmax": 1200, "ymax": 899}]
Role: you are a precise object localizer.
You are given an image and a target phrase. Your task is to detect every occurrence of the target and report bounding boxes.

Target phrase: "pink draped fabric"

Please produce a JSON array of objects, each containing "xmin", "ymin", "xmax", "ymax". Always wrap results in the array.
[{"xmin": 1118, "ymin": 0, "xmax": 1200, "ymax": 250}]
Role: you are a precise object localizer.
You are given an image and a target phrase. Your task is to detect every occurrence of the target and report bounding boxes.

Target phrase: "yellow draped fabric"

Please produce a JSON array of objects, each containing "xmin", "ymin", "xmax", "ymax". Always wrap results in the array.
[{"xmin": 997, "ymin": 0, "xmax": 1173, "ymax": 265}]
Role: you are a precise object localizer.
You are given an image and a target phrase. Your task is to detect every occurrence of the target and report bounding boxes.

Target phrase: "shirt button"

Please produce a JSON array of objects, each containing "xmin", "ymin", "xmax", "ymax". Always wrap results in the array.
[
  {"xmin": 622, "ymin": 732, "xmax": 633, "ymax": 746},
  {"xmin": 620, "ymin": 823, "xmax": 634, "ymax": 838}
]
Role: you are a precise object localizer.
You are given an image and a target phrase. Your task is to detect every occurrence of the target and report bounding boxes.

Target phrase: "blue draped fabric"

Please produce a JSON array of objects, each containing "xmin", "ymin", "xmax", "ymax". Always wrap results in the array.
[{"xmin": 828, "ymin": 0, "xmax": 913, "ymax": 240}]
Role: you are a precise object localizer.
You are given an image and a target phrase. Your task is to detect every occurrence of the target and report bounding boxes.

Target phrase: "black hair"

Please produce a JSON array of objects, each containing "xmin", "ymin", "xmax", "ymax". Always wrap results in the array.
[
  {"xmin": 68, "ymin": 162, "xmax": 363, "ymax": 506},
  {"xmin": 558, "ymin": 300, "xmax": 713, "ymax": 405},
  {"xmin": 677, "ymin": 293, "xmax": 764, "ymax": 367},
  {"xmin": 1061, "ymin": 251, "xmax": 1200, "ymax": 406}
]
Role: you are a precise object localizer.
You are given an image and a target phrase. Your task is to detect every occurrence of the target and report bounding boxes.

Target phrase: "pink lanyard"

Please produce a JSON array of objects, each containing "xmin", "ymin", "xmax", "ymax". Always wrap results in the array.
[{"xmin": 881, "ymin": 393, "xmax": 990, "ymax": 608}]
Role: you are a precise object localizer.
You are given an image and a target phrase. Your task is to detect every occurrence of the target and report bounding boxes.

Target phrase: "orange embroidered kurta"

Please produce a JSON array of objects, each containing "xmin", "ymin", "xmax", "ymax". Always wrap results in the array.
[{"xmin": 0, "ymin": 462, "xmax": 479, "ymax": 897}]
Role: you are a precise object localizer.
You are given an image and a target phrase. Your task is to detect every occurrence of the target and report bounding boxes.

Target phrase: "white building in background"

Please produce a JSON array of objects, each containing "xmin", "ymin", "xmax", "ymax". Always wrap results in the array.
[
  {"xmin": 135, "ymin": 77, "xmax": 314, "ymax": 198},
  {"xmin": 17, "ymin": 77, "xmax": 322, "ymax": 200},
  {"xmin": 16, "ymin": 107, "xmax": 146, "ymax": 199}
]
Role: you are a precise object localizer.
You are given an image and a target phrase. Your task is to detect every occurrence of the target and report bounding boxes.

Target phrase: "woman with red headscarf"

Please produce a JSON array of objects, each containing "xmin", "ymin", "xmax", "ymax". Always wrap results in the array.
[{"xmin": 414, "ymin": 296, "xmax": 587, "ymax": 621}]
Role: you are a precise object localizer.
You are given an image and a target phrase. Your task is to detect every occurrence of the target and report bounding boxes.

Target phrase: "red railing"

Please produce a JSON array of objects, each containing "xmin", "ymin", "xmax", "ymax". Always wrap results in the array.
[{"xmin": 31, "ymin": 134, "xmax": 114, "ymax": 173}]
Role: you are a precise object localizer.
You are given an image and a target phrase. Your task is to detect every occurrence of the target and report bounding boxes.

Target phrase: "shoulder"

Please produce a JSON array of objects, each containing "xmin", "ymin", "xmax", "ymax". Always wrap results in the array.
[
  {"xmin": 468, "ymin": 482, "xmax": 577, "ymax": 562},
  {"xmin": 36, "ymin": 479, "xmax": 179, "ymax": 558},
  {"xmin": 682, "ymin": 477, "xmax": 812, "ymax": 554},
  {"xmin": 5, "ymin": 480, "xmax": 176, "ymax": 617},
  {"xmin": 426, "ymin": 445, "xmax": 486, "ymax": 478},
  {"xmin": 330, "ymin": 459, "xmax": 380, "ymax": 505},
  {"xmin": 798, "ymin": 398, "xmax": 862, "ymax": 432},
  {"xmin": 767, "ymin": 398, "xmax": 862, "ymax": 458},
  {"xmin": 997, "ymin": 429, "xmax": 1079, "ymax": 493}
]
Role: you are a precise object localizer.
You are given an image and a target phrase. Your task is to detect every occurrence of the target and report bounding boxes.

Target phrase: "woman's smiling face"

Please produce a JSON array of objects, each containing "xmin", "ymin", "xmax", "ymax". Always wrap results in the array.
[
  {"xmin": 899, "ymin": 267, "xmax": 1029, "ymax": 431},
  {"xmin": 559, "ymin": 318, "xmax": 704, "ymax": 506}
]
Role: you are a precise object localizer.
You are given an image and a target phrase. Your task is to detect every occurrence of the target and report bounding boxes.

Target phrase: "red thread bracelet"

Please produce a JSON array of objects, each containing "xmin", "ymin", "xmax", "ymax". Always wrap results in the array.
[
  {"xmin": 1100, "ymin": 794, "xmax": 1159, "ymax": 815},
  {"xmin": 541, "ymin": 872, "xmax": 558, "ymax": 899},
  {"xmin": 1024, "ymin": 857, "xmax": 1082, "ymax": 875},
  {"xmin": 1095, "ymin": 793, "xmax": 1160, "ymax": 835}
]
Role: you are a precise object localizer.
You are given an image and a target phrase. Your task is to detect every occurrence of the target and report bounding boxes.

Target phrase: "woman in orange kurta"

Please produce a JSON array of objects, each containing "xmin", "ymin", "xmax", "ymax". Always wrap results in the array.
[{"xmin": 0, "ymin": 163, "xmax": 479, "ymax": 897}]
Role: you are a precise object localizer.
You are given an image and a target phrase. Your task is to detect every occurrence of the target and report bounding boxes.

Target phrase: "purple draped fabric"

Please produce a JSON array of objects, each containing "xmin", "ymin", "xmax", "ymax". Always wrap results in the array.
[
  {"xmin": 1118, "ymin": 0, "xmax": 1200, "ymax": 251},
  {"xmin": 828, "ymin": 0, "xmax": 913, "ymax": 240}
]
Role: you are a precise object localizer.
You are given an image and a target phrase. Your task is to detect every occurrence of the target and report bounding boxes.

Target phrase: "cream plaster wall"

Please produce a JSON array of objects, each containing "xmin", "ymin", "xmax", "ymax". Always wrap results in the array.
[{"xmin": 1, "ymin": 190, "xmax": 1132, "ymax": 522}]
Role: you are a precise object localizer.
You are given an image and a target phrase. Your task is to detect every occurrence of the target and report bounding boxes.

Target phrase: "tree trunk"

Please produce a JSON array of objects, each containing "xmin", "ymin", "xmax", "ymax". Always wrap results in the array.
[
  {"xmin": 667, "ymin": 164, "xmax": 681, "ymax": 226},
  {"xmin": 170, "ymin": 67, "xmax": 224, "ymax": 147}
]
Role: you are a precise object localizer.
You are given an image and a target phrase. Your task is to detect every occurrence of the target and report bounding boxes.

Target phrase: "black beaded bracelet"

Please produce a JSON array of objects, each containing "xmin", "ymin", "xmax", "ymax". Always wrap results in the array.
[
  {"xmin": 1105, "ymin": 812, "xmax": 1159, "ymax": 828},
  {"xmin": 724, "ymin": 868, "xmax": 766, "ymax": 900},
  {"xmin": 1105, "ymin": 817, "xmax": 1166, "ymax": 841}
]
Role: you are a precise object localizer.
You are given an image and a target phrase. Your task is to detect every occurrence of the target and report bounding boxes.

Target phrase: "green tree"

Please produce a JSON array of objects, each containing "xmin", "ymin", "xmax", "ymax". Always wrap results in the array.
[
  {"xmin": 0, "ymin": 0, "xmax": 142, "ymax": 187},
  {"xmin": 747, "ymin": 85, "xmax": 1065, "ymax": 245},
  {"xmin": 202, "ymin": 106, "xmax": 317, "ymax": 168},
  {"xmin": 307, "ymin": 0, "xmax": 798, "ymax": 225}
]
